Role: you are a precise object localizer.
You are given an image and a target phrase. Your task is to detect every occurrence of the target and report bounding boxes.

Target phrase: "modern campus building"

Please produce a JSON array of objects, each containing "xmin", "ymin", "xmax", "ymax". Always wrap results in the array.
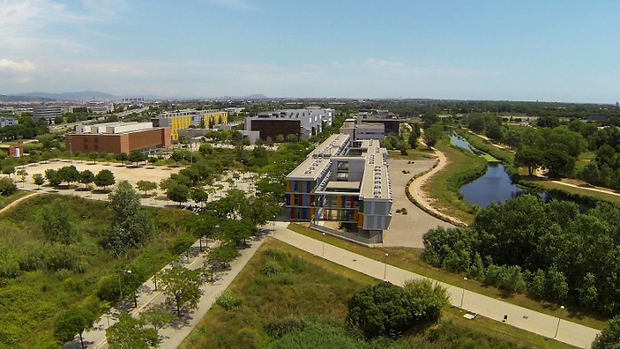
[
  {"xmin": 340, "ymin": 119, "xmax": 385, "ymax": 141},
  {"xmin": 85, "ymin": 101, "xmax": 113, "ymax": 114},
  {"xmin": 285, "ymin": 133, "xmax": 392, "ymax": 243},
  {"xmin": 33, "ymin": 104, "xmax": 62, "ymax": 122},
  {"xmin": 152, "ymin": 109, "xmax": 228, "ymax": 141},
  {"xmin": 0, "ymin": 117, "xmax": 18, "ymax": 128},
  {"xmin": 65, "ymin": 122, "xmax": 171, "ymax": 154},
  {"xmin": 244, "ymin": 108, "xmax": 334, "ymax": 140}
]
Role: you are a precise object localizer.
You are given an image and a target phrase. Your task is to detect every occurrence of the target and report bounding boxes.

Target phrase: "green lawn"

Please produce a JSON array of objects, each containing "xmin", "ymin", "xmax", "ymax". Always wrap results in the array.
[
  {"xmin": 287, "ymin": 223, "xmax": 607, "ymax": 331},
  {"xmin": 0, "ymin": 195, "xmax": 194, "ymax": 348},
  {"xmin": 0, "ymin": 190, "xmax": 31, "ymax": 210},
  {"xmin": 423, "ymin": 138, "xmax": 487, "ymax": 224},
  {"xmin": 481, "ymin": 153, "xmax": 499, "ymax": 162},
  {"xmin": 180, "ymin": 238, "xmax": 575, "ymax": 349}
]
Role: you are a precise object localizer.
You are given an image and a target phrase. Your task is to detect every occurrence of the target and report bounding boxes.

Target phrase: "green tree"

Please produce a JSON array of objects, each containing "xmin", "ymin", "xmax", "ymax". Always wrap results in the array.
[
  {"xmin": 106, "ymin": 312, "xmax": 159, "ymax": 349},
  {"xmin": 543, "ymin": 149, "xmax": 575, "ymax": 178},
  {"xmin": 275, "ymin": 134, "xmax": 285, "ymax": 143},
  {"xmin": 32, "ymin": 173, "xmax": 45, "ymax": 188},
  {"xmin": 2, "ymin": 165, "xmax": 15, "ymax": 178},
  {"xmin": 0, "ymin": 177, "xmax": 16, "ymax": 196},
  {"xmin": 515, "ymin": 147, "xmax": 544, "ymax": 176},
  {"xmin": 58, "ymin": 165, "xmax": 80, "ymax": 186},
  {"xmin": 16, "ymin": 169, "xmax": 27, "ymax": 183},
  {"xmin": 578, "ymin": 272, "xmax": 598, "ymax": 310},
  {"xmin": 88, "ymin": 151, "xmax": 99, "ymax": 164},
  {"xmin": 219, "ymin": 218, "xmax": 254, "ymax": 245},
  {"xmin": 53, "ymin": 307, "xmax": 96, "ymax": 349},
  {"xmin": 42, "ymin": 202, "xmax": 76, "ymax": 244},
  {"xmin": 207, "ymin": 245, "xmax": 239, "ymax": 272},
  {"xmin": 408, "ymin": 124, "xmax": 419, "ymax": 149},
  {"xmin": 423, "ymin": 124, "xmax": 442, "ymax": 149},
  {"xmin": 128, "ymin": 150, "xmax": 147, "ymax": 164},
  {"xmin": 166, "ymin": 182, "xmax": 189, "ymax": 206},
  {"xmin": 545, "ymin": 267, "xmax": 569, "ymax": 303},
  {"xmin": 94, "ymin": 169, "xmax": 115, "ymax": 190},
  {"xmin": 527, "ymin": 269, "xmax": 546, "ymax": 299},
  {"xmin": 190, "ymin": 187, "xmax": 208, "ymax": 207},
  {"xmin": 79, "ymin": 170, "xmax": 94, "ymax": 189},
  {"xmin": 592, "ymin": 315, "xmax": 620, "ymax": 349},
  {"xmin": 105, "ymin": 181, "xmax": 154, "ymax": 256},
  {"xmin": 136, "ymin": 180, "xmax": 157, "ymax": 196},
  {"xmin": 45, "ymin": 169, "xmax": 62, "ymax": 187},
  {"xmin": 140, "ymin": 305, "xmax": 173, "ymax": 332},
  {"xmin": 159, "ymin": 265, "xmax": 202, "ymax": 316}
]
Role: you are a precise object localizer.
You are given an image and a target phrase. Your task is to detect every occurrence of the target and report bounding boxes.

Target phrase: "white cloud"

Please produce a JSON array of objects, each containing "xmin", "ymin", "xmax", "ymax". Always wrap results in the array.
[{"xmin": 0, "ymin": 58, "xmax": 36, "ymax": 72}]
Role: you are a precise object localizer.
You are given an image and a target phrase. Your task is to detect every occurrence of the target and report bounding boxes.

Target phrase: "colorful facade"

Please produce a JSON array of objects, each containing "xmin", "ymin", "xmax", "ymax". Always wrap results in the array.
[
  {"xmin": 152, "ymin": 110, "xmax": 228, "ymax": 141},
  {"xmin": 285, "ymin": 134, "xmax": 392, "ymax": 241}
]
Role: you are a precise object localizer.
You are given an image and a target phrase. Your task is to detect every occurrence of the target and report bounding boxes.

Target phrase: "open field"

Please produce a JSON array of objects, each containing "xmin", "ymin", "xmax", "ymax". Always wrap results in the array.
[
  {"xmin": 388, "ymin": 148, "xmax": 437, "ymax": 160},
  {"xmin": 288, "ymin": 223, "xmax": 607, "ymax": 331},
  {"xmin": 575, "ymin": 151, "xmax": 596, "ymax": 172},
  {"xmin": 0, "ymin": 194, "xmax": 193, "ymax": 348},
  {"xmin": 180, "ymin": 237, "xmax": 575, "ymax": 349},
  {"xmin": 422, "ymin": 138, "xmax": 487, "ymax": 224}
]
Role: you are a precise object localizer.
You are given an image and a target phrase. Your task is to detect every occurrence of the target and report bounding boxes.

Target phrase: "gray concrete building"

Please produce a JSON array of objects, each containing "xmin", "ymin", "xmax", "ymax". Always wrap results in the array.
[
  {"xmin": 245, "ymin": 107, "xmax": 334, "ymax": 140},
  {"xmin": 33, "ymin": 104, "xmax": 62, "ymax": 122}
]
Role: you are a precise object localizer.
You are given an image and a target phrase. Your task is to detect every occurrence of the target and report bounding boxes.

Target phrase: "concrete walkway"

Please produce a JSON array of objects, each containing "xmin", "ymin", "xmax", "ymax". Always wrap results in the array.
[
  {"xmin": 73, "ymin": 235, "xmax": 266, "ymax": 349},
  {"xmin": 271, "ymin": 222, "xmax": 599, "ymax": 349}
]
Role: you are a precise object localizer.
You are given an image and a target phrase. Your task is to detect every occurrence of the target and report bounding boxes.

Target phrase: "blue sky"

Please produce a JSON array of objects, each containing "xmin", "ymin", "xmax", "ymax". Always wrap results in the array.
[{"xmin": 1, "ymin": 0, "xmax": 619, "ymax": 102}]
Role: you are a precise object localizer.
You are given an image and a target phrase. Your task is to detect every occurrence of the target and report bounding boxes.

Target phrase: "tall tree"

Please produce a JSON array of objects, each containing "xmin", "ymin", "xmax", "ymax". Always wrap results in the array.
[
  {"xmin": 95, "ymin": 169, "xmax": 116, "ymax": 190},
  {"xmin": 79, "ymin": 170, "xmax": 94, "ymax": 189},
  {"xmin": 54, "ymin": 307, "xmax": 96, "ymax": 349},
  {"xmin": 159, "ymin": 265, "xmax": 202, "ymax": 316},
  {"xmin": 105, "ymin": 181, "xmax": 154, "ymax": 256},
  {"xmin": 106, "ymin": 312, "xmax": 159, "ymax": 349},
  {"xmin": 136, "ymin": 180, "xmax": 157, "ymax": 196}
]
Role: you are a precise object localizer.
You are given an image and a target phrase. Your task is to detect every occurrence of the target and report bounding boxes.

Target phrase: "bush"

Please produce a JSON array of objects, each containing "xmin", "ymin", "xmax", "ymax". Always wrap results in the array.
[
  {"xmin": 259, "ymin": 260, "xmax": 282, "ymax": 277},
  {"xmin": 0, "ymin": 177, "xmax": 17, "ymax": 196},
  {"xmin": 264, "ymin": 317, "xmax": 306, "ymax": 339},
  {"xmin": 216, "ymin": 290, "xmax": 239, "ymax": 310},
  {"xmin": 96, "ymin": 275, "xmax": 120, "ymax": 302}
]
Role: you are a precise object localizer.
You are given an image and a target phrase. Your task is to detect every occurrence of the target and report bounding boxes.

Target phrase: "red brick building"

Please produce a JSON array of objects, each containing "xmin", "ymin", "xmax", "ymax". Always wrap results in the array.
[
  {"xmin": 65, "ymin": 122, "xmax": 171, "ymax": 154},
  {"xmin": 0, "ymin": 143, "xmax": 24, "ymax": 157}
]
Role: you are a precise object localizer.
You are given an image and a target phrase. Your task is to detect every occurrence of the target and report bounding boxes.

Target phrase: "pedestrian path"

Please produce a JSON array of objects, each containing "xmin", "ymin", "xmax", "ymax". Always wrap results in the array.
[
  {"xmin": 76, "ymin": 236, "xmax": 265, "ymax": 349},
  {"xmin": 271, "ymin": 222, "xmax": 599, "ymax": 349}
]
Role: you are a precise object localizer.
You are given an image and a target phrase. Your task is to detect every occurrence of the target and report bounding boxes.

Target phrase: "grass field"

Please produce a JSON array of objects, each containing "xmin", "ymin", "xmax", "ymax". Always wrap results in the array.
[
  {"xmin": 481, "ymin": 153, "xmax": 499, "ymax": 162},
  {"xmin": 0, "ymin": 194, "xmax": 194, "ymax": 348},
  {"xmin": 423, "ymin": 138, "xmax": 487, "ymax": 224},
  {"xmin": 0, "ymin": 190, "xmax": 31, "ymax": 210},
  {"xmin": 287, "ymin": 223, "xmax": 607, "ymax": 331},
  {"xmin": 180, "ymin": 238, "xmax": 575, "ymax": 349}
]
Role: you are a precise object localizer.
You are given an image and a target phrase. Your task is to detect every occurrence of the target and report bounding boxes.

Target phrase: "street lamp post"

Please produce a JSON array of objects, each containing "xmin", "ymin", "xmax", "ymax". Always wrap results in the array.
[
  {"xmin": 118, "ymin": 269, "xmax": 132, "ymax": 302},
  {"xmin": 322, "ymin": 232, "xmax": 326, "ymax": 257},
  {"xmin": 383, "ymin": 253, "xmax": 389, "ymax": 280},
  {"xmin": 460, "ymin": 277, "xmax": 468, "ymax": 307},
  {"xmin": 554, "ymin": 306, "xmax": 565, "ymax": 338}
]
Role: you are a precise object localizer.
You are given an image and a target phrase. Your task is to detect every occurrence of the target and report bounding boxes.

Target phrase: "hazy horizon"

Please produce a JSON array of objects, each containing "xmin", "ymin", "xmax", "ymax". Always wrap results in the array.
[{"xmin": 2, "ymin": 0, "xmax": 620, "ymax": 104}]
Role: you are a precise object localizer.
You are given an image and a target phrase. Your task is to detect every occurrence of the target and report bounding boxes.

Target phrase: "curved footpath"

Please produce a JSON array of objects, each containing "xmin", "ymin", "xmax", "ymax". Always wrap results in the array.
[
  {"xmin": 406, "ymin": 147, "xmax": 467, "ymax": 226},
  {"xmin": 0, "ymin": 192, "xmax": 38, "ymax": 215},
  {"xmin": 272, "ymin": 222, "xmax": 599, "ymax": 349}
]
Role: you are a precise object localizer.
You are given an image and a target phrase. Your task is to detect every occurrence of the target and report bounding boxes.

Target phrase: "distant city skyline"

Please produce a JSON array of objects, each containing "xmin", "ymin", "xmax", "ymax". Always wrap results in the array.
[{"xmin": 1, "ymin": 0, "xmax": 620, "ymax": 103}]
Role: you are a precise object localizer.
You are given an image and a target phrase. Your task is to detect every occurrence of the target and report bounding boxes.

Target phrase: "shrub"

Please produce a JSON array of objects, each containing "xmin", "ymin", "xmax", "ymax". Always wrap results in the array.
[
  {"xmin": 216, "ymin": 290, "xmax": 239, "ymax": 310},
  {"xmin": 264, "ymin": 317, "xmax": 306, "ymax": 339},
  {"xmin": 96, "ymin": 275, "xmax": 120, "ymax": 302},
  {"xmin": 260, "ymin": 260, "xmax": 282, "ymax": 277},
  {"xmin": 0, "ymin": 177, "xmax": 17, "ymax": 196}
]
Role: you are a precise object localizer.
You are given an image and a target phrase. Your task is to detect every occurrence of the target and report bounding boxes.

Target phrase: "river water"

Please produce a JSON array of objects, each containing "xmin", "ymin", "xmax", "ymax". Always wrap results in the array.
[{"xmin": 450, "ymin": 134, "xmax": 523, "ymax": 208}]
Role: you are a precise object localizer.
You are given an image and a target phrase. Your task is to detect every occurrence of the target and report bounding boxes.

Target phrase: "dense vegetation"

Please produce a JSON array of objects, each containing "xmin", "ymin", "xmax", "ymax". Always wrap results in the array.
[
  {"xmin": 423, "ymin": 195, "xmax": 620, "ymax": 316},
  {"xmin": 0, "ymin": 193, "xmax": 193, "ymax": 348},
  {"xmin": 181, "ymin": 239, "xmax": 553, "ymax": 349}
]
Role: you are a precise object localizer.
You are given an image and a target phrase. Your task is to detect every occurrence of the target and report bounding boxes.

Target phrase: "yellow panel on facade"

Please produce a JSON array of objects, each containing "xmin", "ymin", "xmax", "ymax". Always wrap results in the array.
[
  {"xmin": 286, "ymin": 181, "xmax": 291, "ymax": 192},
  {"xmin": 290, "ymin": 194, "xmax": 295, "ymax": 206}
]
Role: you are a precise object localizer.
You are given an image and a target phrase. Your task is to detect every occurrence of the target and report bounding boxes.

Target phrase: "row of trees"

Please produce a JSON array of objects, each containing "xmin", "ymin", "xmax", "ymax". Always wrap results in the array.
[
  {"xmin": 41, "ymin": 166, "xmax": 116, "ymax": 190},
  {"xmin": 423, "ymin": 195, "xmax": 620, "ymax": 315}
]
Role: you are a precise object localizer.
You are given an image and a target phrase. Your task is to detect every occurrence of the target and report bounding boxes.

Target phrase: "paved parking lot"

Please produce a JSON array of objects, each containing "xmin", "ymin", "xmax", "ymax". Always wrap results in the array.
[{"xmin": 383, "ymin": 158, "xmax": 453, "ymax": 248}]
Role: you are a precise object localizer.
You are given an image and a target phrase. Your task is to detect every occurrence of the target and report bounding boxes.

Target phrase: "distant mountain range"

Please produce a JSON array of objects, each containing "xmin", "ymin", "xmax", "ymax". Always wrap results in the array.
[
  {"xmin": 0, "ymin": 91, "xmax": 270, "ymax": 102},
  {"xmin": 9, "ymin": 91, "xmax": 115, "ymax": 100},
  {"xmin": 0, "ymin": 94, "xmax": 52, "ymax": 102}
]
